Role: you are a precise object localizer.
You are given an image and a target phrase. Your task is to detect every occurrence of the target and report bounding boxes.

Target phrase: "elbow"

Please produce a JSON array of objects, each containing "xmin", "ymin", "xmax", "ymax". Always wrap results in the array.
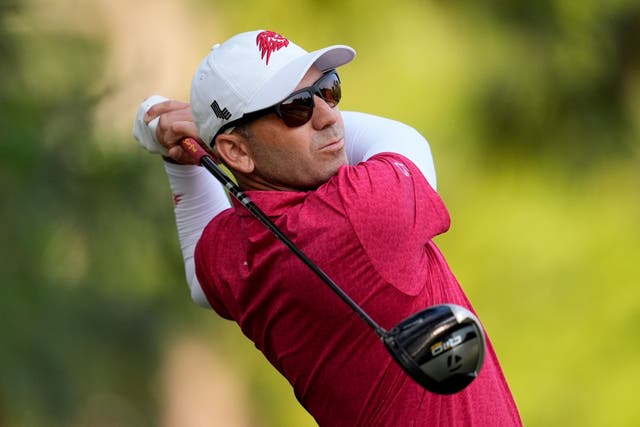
[
  {"xmin": 186, "ymin": 267, "xmax": 212, "ymax": 309},
  {"xmin": 190, "ymin": 285, "xmax": 212, "ymax": 309}
]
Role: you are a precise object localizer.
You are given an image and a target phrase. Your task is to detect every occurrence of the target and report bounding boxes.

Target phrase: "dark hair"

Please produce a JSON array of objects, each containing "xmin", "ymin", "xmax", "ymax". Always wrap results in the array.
[{"xmin": 234, "ymin": 123, "xmax": 253, "ymax": 140}]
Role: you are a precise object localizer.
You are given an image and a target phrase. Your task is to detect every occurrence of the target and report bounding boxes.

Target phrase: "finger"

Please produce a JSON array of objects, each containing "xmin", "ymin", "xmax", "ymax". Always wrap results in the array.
[
  {"xmin": 144, "ymin": 100, "xmax": 190, "ymax": 123},
  {"xmin": 157, "ymin": 119, "xmax": 202, "ymax": 149},
  {"xmin": 167, "ymin": 145, "xmax": 199, "ymax": 165},
  {"xmin": 171, "ymin": 120, "xmax": 201, "ymax": 142},
  {"xmin": 156, "ymin": 108, "xmax": 196, "ymax": 136}
]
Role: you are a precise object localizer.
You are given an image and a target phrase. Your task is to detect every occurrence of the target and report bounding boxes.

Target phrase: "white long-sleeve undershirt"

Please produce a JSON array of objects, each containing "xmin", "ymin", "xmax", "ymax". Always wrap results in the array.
[{"xmin": 166, "ymin": 111, "xmax": 437, "ymax": 308}]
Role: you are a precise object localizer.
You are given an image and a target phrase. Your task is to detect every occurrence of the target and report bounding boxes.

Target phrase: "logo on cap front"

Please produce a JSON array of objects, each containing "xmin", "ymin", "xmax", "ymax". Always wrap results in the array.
[{"xmin": 256, "ymin": 30, "xmax": 289, "ymax": 65}]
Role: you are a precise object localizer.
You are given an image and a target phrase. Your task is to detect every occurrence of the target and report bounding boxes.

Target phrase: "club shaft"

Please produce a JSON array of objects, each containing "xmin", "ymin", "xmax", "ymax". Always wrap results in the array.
[{"xmin": 180, "ymin": 139, "xmax": 386, "ymax": 337}]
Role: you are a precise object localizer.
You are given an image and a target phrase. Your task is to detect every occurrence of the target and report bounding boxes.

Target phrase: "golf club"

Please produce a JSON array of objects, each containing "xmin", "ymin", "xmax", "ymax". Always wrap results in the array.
[{"xmin": 179, "ymin": 137, "xmax": 486, "ymax": 394}]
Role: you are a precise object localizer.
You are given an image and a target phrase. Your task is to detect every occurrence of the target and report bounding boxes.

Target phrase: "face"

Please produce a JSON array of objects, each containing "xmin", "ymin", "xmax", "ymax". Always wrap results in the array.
[{"xmin": 240, "ymin": 67, "xmax": 347, "ymax": 191}]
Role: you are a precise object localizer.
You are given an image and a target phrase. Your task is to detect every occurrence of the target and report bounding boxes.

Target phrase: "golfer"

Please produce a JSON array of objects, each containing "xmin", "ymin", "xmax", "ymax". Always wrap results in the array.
[{"xmin": 134, "ymin": 29, "xmax": 522, "ymax": 426}]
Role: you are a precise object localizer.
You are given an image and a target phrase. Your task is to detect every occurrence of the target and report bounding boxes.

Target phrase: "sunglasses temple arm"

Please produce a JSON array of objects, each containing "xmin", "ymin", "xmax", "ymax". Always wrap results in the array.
[{"xmin": 179, "ymin": 138, "xmax": 388, "ymax": 338}]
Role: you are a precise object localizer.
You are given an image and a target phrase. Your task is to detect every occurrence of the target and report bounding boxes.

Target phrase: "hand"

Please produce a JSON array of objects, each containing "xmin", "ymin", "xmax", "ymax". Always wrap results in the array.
[
  {"xmin": 145, "ymin": 100, "xmax": 201, "ymax": 164},
  {"xmin": 134, "ymin": 96, "xmax": 215, "ymax": 165}
]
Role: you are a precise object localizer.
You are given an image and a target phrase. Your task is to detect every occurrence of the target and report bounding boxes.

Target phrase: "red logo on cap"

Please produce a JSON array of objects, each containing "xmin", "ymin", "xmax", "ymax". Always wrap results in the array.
[{"xmin": 256, "ymin": 30, "xmax": 289, "ymax": 65}]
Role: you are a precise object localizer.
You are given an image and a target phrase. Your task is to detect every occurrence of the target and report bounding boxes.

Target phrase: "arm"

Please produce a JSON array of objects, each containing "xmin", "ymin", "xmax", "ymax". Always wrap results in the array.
[
  {"xmin": 164, "ymin": 163, "xmax": 229, "ymax": 307},
  {"xmin": 134, "ymin": 96, "xmax": 230, "ymax": 308},
  {"xmin": 342, "ymin": 111, "xmax": 437, "ymax": 190}
]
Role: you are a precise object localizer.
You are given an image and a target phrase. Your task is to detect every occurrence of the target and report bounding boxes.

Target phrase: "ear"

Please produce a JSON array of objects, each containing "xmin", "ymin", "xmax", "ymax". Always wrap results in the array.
[{"xmin": 214, "ymin": 132, "xmax": 255, "ymax": 174}]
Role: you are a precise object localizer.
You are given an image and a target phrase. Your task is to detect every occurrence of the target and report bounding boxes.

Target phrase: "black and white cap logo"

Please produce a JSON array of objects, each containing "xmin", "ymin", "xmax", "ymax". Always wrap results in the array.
[{"xmin": 211, "ymin": 100, "xmax": 232, "ymax": 120}]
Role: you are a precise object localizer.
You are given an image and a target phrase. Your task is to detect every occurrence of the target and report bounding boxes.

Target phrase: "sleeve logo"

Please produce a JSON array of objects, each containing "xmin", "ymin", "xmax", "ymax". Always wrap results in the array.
[{"xmin": 393, "ymin": 161, "xmax": 411, "ymax": 177}]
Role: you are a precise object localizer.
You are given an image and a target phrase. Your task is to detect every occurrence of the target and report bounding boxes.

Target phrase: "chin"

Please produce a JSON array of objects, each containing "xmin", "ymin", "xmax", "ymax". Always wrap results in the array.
[{"xmin": 320, "ymin": 162, "xmax": 346, "ymax": 184}]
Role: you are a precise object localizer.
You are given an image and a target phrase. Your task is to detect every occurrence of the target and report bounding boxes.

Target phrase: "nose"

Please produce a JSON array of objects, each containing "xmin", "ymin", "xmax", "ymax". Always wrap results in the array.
[{"xmin": 311, "ymin": 95, "xmax": 340, "ymax": 130}]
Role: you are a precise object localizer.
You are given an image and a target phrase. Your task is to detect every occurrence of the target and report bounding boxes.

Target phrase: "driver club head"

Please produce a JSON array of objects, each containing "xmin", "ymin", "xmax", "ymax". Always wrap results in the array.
[{"xmin": 383, "ymin": 304, "xmax": 486, "ymax": 395}]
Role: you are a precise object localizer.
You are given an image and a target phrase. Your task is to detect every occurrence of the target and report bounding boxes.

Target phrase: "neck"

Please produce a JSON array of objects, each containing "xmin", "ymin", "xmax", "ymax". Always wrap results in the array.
[{"xmin": 235, "ymin": 169, "xmax": 327, "ymax": 192}]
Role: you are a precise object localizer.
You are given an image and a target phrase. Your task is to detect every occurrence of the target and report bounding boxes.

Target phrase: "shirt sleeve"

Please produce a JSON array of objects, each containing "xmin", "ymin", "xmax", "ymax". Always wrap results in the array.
[
  {"xmin": 336, "ymin": 153, "xmax": 450, "ymax": 294},
  {"xmin": 342, "ymin": 111, "xmax": 437, "ymax": 190},
  {"xmin": 164, "ymin": 162, "xmax": 231, "ymax": 308}
]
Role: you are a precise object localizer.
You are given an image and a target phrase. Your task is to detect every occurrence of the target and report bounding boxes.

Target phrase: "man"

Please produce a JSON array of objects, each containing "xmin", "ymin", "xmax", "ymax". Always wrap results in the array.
[{"xmin": 134, "ymin": 29, "xmax": 521, "ymax": 426}]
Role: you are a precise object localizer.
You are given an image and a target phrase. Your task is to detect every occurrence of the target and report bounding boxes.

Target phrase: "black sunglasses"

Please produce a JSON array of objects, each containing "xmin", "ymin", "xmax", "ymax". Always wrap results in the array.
[{"xmin": 214, "ymin": 70, "xmax": 341, "ymax": 143}]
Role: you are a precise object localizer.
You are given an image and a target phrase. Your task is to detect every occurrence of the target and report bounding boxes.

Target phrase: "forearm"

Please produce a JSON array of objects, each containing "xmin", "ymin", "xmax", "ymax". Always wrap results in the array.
[
  {"xmin": 343, "ymin": 111, "xmax": 437, "ymax": 189},
  {"xmin": 134, "ymin": 95, "xmax": 227, "ymax": 307},
  {"xmin": 164, "ymin": 161, "xmax": 231, "ymax": 307}
]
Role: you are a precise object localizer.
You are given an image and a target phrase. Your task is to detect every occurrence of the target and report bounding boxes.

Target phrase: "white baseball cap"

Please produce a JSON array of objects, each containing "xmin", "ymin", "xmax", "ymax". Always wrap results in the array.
[{"xmin": 190, "ymin": 30, "xmax": 356, "ymax": 146}]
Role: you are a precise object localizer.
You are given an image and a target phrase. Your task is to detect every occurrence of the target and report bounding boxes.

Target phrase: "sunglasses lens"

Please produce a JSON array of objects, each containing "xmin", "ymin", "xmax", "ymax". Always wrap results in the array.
[
  {"xmin": 279, "ymin": 92, "xmax": 314, "ymax": 127},
  {"xmin": 318, "ymin": 73, "xmax": 341, "ymax": 107},
  {"xmin": 277, "ymin": 72, "xmax": 342, "ymax": 127}
]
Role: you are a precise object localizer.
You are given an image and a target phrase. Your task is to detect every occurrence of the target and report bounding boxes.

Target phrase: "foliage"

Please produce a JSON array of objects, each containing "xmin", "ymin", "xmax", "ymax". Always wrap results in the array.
[{"xmin": 0, "ymin": 4, "xmax": 189, "ymax": 426}]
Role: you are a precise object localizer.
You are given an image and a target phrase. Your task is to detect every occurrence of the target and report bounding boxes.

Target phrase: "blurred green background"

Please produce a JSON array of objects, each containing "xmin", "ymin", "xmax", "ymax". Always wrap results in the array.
[{"xmin": 1, "ymin": 0, "xmax": 639, "ymax": 425}]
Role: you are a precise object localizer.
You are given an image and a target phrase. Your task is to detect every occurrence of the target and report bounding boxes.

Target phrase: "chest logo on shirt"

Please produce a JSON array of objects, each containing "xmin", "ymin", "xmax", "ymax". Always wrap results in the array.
[{"xmin": 393, "ymin": 161, "xmax": 410, "ymax": 177}]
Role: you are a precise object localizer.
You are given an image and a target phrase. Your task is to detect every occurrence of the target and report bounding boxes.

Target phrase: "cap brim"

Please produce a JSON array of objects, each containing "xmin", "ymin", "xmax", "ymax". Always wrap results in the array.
[{"xmin": 247, "ymin": 45, "xmax": 356, "ymax": 112}]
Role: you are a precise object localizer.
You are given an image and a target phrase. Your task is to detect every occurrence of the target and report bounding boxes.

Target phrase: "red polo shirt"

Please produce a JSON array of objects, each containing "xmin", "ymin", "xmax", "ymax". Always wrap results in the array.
[{"xmin": 195, "ymin": 153, "xmax": 521, "ymax": 426}]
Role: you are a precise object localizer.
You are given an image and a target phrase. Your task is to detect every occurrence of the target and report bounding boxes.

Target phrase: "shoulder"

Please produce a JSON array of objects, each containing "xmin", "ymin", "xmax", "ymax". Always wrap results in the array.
[
  {"xmin": 339, "ymin": 152, "xmax": 425, "ymax": 188},
  {"xmin": 314, "ymin": 153, "xmax": 438, "ymax": 226},
  {"xmin": 327, "ymin": 152, "xmax": 449, "ymax": 233}
]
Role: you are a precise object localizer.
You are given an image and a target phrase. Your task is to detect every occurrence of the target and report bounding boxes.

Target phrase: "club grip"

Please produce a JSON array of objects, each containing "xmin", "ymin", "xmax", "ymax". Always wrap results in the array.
[{"xmin": 179, "ymin": 138, "xmax": 210, "ymax": 163}]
